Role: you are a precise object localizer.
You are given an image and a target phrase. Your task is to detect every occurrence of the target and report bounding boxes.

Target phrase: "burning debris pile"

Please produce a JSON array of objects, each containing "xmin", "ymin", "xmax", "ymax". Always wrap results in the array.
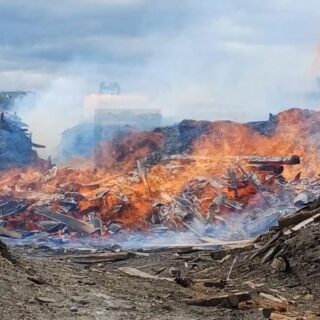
[
  {"xmin": 1, "ymin": 107, "xmax": 320, "ymax": 319},
  {"xmin": 0, "ymin": 108, "xmax": 320, "ymax": 249}
]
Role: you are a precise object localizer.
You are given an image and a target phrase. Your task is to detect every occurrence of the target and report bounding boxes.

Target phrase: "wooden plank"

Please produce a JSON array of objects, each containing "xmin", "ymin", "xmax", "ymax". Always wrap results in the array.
[
  {"xmin": 291, "ymin": 213, "xmax": 320, "ymax": 232},
  {"xmin": 210, "ymin": 244, "xmax": 254, "ymax": 260},
  {"xmin": 278, "ymin": 209, "xmax": 319, "ymax": 229},
  {"xmin": 270, "ymin": 313, "xmax": 301, "ymax": 320},
  {"xmin": 67, "ymin": 252, "xmax": 131, "ymax": 264},
  {"xmin": 119, "ymin": 267, "xmax": 174, "ymax": 282},
  {"xmin": 249, "ymin": 231, "xmax": 282, "ymax": 260},
  {"xmin": 259, "ymin": 293, "xmax": 285, "ymax": 304},
  {"xmin": 245, "ymin": 155, "xmax": 300, "ymax": 165},
  {"xmin": 33, "ymin": 206, "xmax": 96, "ymax": 234},
  {"xmin": 0, "ymin": 226, "xmax": 22, "ymax": 239},
  {"xmin": 195, "ymin": 279, "xmax": 226, "ymax": 289},
  {"xmin": 185, "ymin": 292, "xmax": 251, "ymax": 308}
]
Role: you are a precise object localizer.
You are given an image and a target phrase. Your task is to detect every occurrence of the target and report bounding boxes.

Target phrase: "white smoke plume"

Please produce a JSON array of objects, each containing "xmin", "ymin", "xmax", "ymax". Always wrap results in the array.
[{"xmin": 16, "ymin": 76, "xmax": 87, "ymax": 158}]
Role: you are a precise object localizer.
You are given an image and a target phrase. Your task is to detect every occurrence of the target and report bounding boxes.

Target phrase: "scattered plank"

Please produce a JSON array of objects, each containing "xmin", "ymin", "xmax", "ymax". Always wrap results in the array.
[
  {"xmin": 261, "ymin": 244, "xmax": 282, "ymax": 263},
  {"xmin": 0, "ymin": 200, "xmax": 30, "ymax": 217},
  {"xmin": 210, "ymin": 244, "xmax": 254, "ymax": 260},
  {"xmin": 35, "ymin": 296, "xmax": 57, "ymax": 304},
  {"xmin": 219, "ymin": 254, "xmax": 231, "ymax": 264},
  {"xmin": 118, "ymin": 267, "xmax": 174, "ymax": 282},
  {"xmin": 0, "ymin": 226, "xmax": 22, "ymax": 239},
  {"xmin": 259, "ymin": 292, "xmax": 286, "ymax": 304},
  {"xmin": 245, "ymin": 155, "xmax": 300, "ymax": 165},
  {"xmin": 185, "ymin": 292, "xmax": 251, "ymax": 308},
  {"xmin": 27, "ymin": 276, "xmax": 47, "ymax": 285},
  {"xmin": 278, "ymin": 210, "xmax": 319, "ymax": 229},
  {"xmin": 249, "ymin": 231, "xmax": 282, "ymax": 260},
  {"xmin": 227, "ymin": 256, "xmax": 238, "ymax": 281},
  {"xmin": 91, "ymin": 188, "xmax": 110, "ymax": 200},
  {"xmin": 33, "ymin": 206, "xmax": 96, "ymax": 234},
  {"xmin": 196, "ymin": 279, "xmax": 226, "ymax": 289},
  {"xmin": 291, "ymin": 213, "xmax": 320, "ymax": 232},
  {"xmin": 63, "ymin": 252, "xmax": 132, "ymax": 264},
  {"xmin": 270, "ymin": 313, "xmax": 302, "ymax": 320}
]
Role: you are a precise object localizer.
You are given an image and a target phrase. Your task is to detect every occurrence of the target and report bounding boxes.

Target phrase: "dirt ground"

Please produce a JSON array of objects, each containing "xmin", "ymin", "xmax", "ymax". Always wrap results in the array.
[{"xmin": 0, "ymin": 222, "xmax": 319, "ymax": 320}]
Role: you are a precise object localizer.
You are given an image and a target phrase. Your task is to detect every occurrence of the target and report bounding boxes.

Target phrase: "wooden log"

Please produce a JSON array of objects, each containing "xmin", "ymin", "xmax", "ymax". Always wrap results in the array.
[
  {"xmin": 278, "ymin": 210, "xmax": 319, "ymax": 229},
  {"xmin": 249, "ymin": 231, "xmax": 282, "ymax": 260},
  {"xmin": 0, "ymin": 200, "xmax": 30, "ymax": 217},
  {"xmin": 245, "ymin": 155, "xmax": 300, "ymax": 165},
  {"xmin": 224, "ymin": 199, "xmax": 242, "ymax": 210},
  {"xmin": 250, "ymin": 165, "xmax": 284, "ymax": 174},
  {"xmin": 259, "ymin": 292, "xmax": 285, "ymax": 304},
  {"xmin": 261, "ymin": 244, "xmax": 282, "ymax": 263},
  {"xmin": 79, "ymin": 182, "xmax": 100, "ymax": 193},
  {"xmin": 212, "ymin": 192, "xmax": 227, "ymax": 207},
  {"xmin": 270, "ymin": 313, "xmax": 301, "ymax": 320},
  {"xmin": 66, "ymin": 252, "xmax": 132, "ymax": 264},
  {"xmin": 91, "ymin": 188, "xmax": 110, "ymax": 200},
  {"xmin": 287, "ymin": 213, "xmax": 320, "ymax": 233},
  {"xmin": 227, "ymin": 168, "xmax": 238, "ymax": 198},
  {"xmin": 185, "ymin": 292, "xmax": 251, "ymax": 308},
  {"xmin": 31, "ymin": 142, "xmax": 46, "ymax": 148},
  {"xmin": 33, "ymin": 206, "xmax": 96, "ymax": 234},
  {"xmin": 197, "ymin": 279, "xmax": 226, "ymax": 289}
]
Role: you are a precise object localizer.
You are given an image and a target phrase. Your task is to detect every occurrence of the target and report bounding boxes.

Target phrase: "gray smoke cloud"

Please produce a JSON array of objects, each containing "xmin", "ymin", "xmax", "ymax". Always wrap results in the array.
[
  {"xmin": 1, "ymin": 0, "xmax": 320, "ymax": 155},
  {"xmin": 16, "ymin": 75, "xmax": 88, "ymax": 157}
]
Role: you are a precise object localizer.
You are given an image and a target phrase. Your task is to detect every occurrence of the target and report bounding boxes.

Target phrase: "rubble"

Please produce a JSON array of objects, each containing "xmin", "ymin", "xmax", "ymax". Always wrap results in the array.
[
  {"xmin": 0, "ymin": 107, "xmax": 319, "ymax": 318},
  {"xmin": 0, "ymin": 196, "xmax": 319, "ymax": 319},
  {"xmin": 1, "ymin": 108, "xmax": 320, "ymax": 248},
  {"xmin": 0, "ymin": 149, "xmax": 317, "ymax": 251},
  {"xmin": 185, "ymin": 291, "xmax": 252, "ymax": 308}
]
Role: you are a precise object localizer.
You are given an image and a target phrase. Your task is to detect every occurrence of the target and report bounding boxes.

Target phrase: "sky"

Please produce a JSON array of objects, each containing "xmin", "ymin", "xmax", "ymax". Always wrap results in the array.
[{"xmin": 1, "ymin": 0, "xmax": 320, "ymax": 126}]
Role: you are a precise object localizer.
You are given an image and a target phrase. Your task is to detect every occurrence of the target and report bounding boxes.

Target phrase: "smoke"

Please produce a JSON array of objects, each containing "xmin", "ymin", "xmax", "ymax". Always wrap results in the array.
[
  {"xmin": 138, "ymin": 23, "xmax": 317, "ymax": 122},
  {"xmin": 16, "ymin": 76, "xmax": 88, "ymax": 158},
  {"xmin": 3, "ymin": 0, "xmax": 320, "ymax": 158}
]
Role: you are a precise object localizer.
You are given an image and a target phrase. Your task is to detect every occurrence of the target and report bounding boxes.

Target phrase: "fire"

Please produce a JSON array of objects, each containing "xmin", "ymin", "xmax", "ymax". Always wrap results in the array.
[
  {"xmin": 0, "ymin": 108, "xmax": 320, "ymax": 240},
  {"xmin": 192, "ymin": 108, "xmax": 320, "ymax": 178}
]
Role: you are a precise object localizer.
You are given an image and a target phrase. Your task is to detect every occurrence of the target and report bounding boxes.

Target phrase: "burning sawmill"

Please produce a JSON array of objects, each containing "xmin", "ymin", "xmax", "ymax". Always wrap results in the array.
[
  {"xmin": 2, "ymin": 1, "xmax": 320, "ymax": 318},
  {"xmin": 0, "ymin": 107, "xmax": 320, "ymax": 319},
  {"xmin": 0, "ymin": 108, "xmax": 319, "ymax": 248}
]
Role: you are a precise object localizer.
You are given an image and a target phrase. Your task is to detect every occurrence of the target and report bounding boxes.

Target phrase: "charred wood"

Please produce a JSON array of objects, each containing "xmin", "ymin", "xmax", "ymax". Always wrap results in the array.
[
  {"xmin": 245, "ymin": 155, "xmax": 300, "ymax": 165},
  {"xmin": 33, "ymin": 206, "xmax": 96, "ymax": 234}
]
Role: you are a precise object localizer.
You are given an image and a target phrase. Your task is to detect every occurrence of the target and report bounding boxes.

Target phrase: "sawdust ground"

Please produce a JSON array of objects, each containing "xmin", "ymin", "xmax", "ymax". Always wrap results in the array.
[{"xmin": 0, "ymin": 224, "xmax": 319, "ymax": 320}]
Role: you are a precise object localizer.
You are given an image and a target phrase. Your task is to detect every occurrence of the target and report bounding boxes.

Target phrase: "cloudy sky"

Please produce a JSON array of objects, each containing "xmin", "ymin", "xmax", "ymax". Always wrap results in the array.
[{"xmin": 1, "ymin": 0, "xmax": 320, "ymax": 123}]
